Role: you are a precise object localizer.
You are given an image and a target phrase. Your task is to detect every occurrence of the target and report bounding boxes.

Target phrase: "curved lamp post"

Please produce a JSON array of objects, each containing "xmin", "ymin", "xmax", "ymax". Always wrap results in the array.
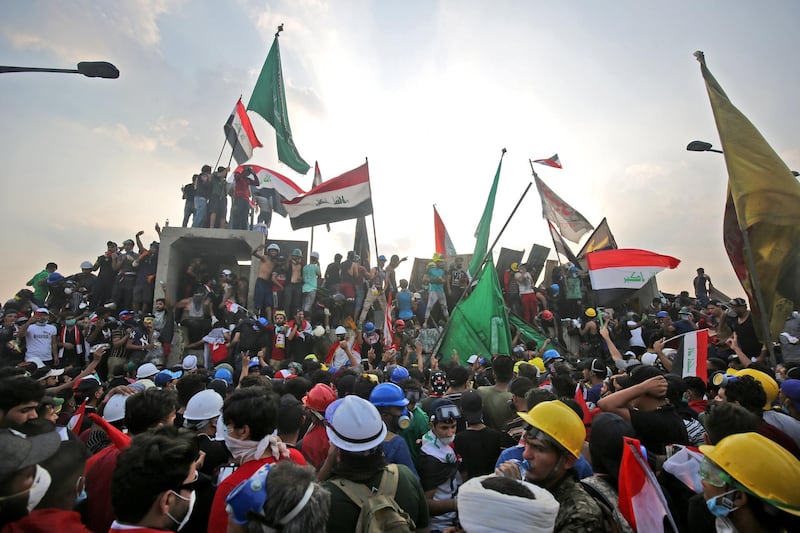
[{"xmin": 0, "ymin": 61, "xmax": 119, "ymax": 79}]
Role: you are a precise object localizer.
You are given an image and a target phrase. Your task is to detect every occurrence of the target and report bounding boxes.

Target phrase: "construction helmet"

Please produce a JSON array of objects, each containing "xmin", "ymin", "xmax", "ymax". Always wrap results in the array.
[
  {"xmin": 736, "ymin": 368, "xmax": 779, "ymax": 410},
  {"xmin": 326, "ymin": 395, "xmax": 387, "ymax": 452},
  {"xmin": 334, "ymin": 326, "xmax": 347, "ymax": 336},
  {"xmin": 432, "ymin": 253, "xmax": 442, "ymax": 262},
  {"xmin": 291, "ymin": 248, "xmax": 302, "ymax": 257},
  {"xmin": 303, "ymin": 383, "xmax": 336, "ymax": 413},
  {"xmin": 542, "ymin": 349, "xmax": 561, "ymax": 362},
  {"xmin": 584, "ymin": 308, "xmax": 597, "ymax": 318},
  {"xmin": 363, "ymin": 321, "xmax": 376, "ymax": 334},
  {"xmin": 510, "ymin": 262, "xmax": 519, "ymax": 272},
  {"xmin": 369, "ymin": 383, "xmax": 409, "ymax": 407},
  {"xmin": 541, "ymin": 310, "xmax": 554, "ymax": 321},
  {"xmin": 700, "ymin": 432, "xmax": 800, "ymax": 517},
  {"xmin": 184, "ymin": 390, "xmax": 224, "ymax": 422},
  {"xmin": 267, "ymin": 243, "xmax": 280, "ymax": 252},
  {"xmin": 394, "ymin": 319, "xmax": 405, "ymax": 329},
  {"xmin": 518, "ymin": 400, "xmax": 585, "ymax": 458},
  {"xmin": 103, "ymin": 393, "xmax": 127, "ymax": 423}
]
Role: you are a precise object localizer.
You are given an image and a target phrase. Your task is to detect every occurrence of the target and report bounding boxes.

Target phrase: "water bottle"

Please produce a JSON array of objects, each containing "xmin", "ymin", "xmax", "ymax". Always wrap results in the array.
[{"xmin": 508, "ymin": 459, "xmax": 529, "ymax": 480}]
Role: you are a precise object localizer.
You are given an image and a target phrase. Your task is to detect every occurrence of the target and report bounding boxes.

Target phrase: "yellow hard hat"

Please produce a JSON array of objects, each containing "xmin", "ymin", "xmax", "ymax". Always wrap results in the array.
[
  {"xmin": 510, "ymin": 262, "xmax": 519, "ymax": 272},
  {"xmin": 432, "ymin": 253, "xmax": 442, "ymax": 261},
  {"xmin": 529, "ymin": 357, "xmax": 546, "ymax": 373},
  {"xmin": 585, "ymin": 308, "xmax": 597, "ymax": 318},
  {"xmin": 700, "ymin": 432, "xmax": 800, "ymax": 517},
  {"xmin": 735, "ymin": 368, "xmax": 778, "ymax": 410},
  {"xmin": 518, "ymin": 400, "xmax": 585, "ymax": 458}
]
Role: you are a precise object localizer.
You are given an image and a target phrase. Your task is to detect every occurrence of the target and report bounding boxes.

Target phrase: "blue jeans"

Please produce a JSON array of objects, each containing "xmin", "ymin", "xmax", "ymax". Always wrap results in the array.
[{"xmin": 192, "ymin": 197, "xmax": 207, "ymax": 228}]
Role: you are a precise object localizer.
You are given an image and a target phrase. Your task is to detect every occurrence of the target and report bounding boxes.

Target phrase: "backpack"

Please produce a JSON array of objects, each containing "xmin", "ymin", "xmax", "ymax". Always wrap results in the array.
[{"xmin": 333, "ymin": 464, "xmax": 416, "ymax": 533}]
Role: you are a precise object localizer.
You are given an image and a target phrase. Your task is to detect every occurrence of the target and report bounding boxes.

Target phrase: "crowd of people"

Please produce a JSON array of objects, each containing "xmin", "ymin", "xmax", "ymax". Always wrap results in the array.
[{"xmin": 4, "ymin": 218, "xmax": 800, "ymax": 532}]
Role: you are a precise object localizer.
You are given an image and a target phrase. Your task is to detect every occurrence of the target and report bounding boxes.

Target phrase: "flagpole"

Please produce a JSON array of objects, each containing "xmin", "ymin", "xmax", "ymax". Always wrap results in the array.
[{"xmin": 364, "ymin": 157, "xmax": 379, "ymax": 261}]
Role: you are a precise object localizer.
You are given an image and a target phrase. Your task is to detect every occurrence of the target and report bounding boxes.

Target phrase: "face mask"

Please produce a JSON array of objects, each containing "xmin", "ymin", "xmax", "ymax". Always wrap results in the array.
[
  {"xmin": 167, "ymin": 489, "xmax": 196, "ymax": 531},
  {"xmin": 27, "ymin": 465, "xmax": 52, "ymax": 512},
  {"xmin": 706, "ymin": 489, "xmax": 740, "ymax": 518},
  {"xmin": 64, "ymin": 287, "xmax": 73, "ymax": 295},
  {"xmin": 65, "ymin": 319, "xmax": 77, "ymax": 326},
  {"xmin": 37, "ymin": 319, "xmax": 47, "ymax": 325},
  {"xmin": 438, "ymin": 435, "xmax": 455, "ymax": 446}
]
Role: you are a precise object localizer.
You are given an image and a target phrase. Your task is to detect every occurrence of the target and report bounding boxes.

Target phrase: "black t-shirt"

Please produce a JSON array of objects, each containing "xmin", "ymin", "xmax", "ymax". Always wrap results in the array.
[
  {"xmin": 235, "ymin": 322, "xmax": 271, "ymax": 353},
  {"xmin": 455, "ymin": 426, "xmax": 517, "ymax": 479},
  {"xmin": 729, "ymin": 313, "xmax": 761, "ymax": 358},
  {"xmin": 629, "ymin": 405, "xmax": 689, "ymax": 455}
]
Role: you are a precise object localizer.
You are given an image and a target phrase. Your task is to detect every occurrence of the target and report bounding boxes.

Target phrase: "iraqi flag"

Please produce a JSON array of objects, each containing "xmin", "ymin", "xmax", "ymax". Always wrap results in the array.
[
  {"xmin": 618, "ymin": 437, "xmax": 678, "ymax": 532},
  {"xmin": 234, "ymin": 164, "xmax": 306, "ymax": 218},
  {"xmin": 282, "ymin": 162, "xmax": 372, "ymax": 230},
  {"xmin": 67, "ymin": 399, "xmax": 88, "ymax": 436},
  {"xmin": 586, "ymin": 248, "xmax": 680, "ymax": 306},
  {"xmin": 533, "ymin": 154, "xmax": 562, "ymax": 169},
  {"xmin": 670, "ymin": 329, "xmax": 709, "ymax": 383},
  {"xmin": 224, "ymin": 98, "xmax": 263, "ymax": 165},
  {"xmin": 433, "ymin": 205, "xmax": 457, "ymax": 257}
]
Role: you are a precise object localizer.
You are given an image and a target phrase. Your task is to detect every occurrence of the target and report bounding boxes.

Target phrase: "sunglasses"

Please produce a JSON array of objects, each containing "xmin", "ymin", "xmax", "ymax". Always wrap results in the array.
[{"xmin": 698, "ymin": 458, "xmax": 731, "ymax": 488}]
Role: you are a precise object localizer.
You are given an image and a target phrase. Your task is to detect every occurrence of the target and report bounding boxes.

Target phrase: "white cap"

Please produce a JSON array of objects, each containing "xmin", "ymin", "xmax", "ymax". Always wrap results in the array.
[
  {"xmin": 310, "ymin": 251, "xmax": 320, "ymax": 259},
  {"xmin": 103, "ymin": 394, "xmax": 127, "ymax": 423},
  {"xmin": 467, "ymin": 355, "xmax": 479, "ymax": 365},
  {"xmin": 182, "ymin": 355, "xmax": 198, "ymax": 371},
  {"xmin": 135, "ymin": 363, "xmax": 159, "ymax": 379},
  {"xmin": 41, "ymin": 367, "xmax": 65, "ymax": 380},
  {"xmin": 641, "ymin": 352, "xmax": 658, "ymax": 366},
  {"xmin": 80, "ymin": 261, "xmax": 93, "ymax": 270}
]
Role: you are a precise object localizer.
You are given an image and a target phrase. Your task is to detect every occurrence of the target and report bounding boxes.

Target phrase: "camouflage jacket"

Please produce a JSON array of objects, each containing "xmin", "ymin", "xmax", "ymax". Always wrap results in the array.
[{"xmin": 550, "ymin": 470, "xmax": 606, "ymax": 533}]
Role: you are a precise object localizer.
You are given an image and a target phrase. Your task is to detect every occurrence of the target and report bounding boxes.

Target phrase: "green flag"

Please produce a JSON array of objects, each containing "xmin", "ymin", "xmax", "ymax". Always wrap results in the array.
[
  {"xmin": 247, "ymin": 36, "xmax": 311, "ymax": 175},
  {"xmin": 468, "ymin": 157, "xmax": 503, "ymax": 278},
  {"xmin": 438, "ymin": 256, "xmax": 512, "ymax": 363}
]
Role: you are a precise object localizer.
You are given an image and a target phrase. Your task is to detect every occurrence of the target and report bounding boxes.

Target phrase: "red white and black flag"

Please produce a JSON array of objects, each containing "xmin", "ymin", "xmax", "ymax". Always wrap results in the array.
[
  {"xmin": 586, "ymin": 248, "xmax": 680, "ymax": 306},
  {"xmin": 224, "ymin": 98, "xmax": 263, "ymax": 165},
  {"xmin": 670, "ymin": 329, "xmax": 709, "ymax": 382},
  {"xmin": 534, "ymin": 175, "xmax": 593, "ymax": 243},
  {"xmin": 434, "ymin": 205, "xmax": 457, "ymax": 257},
  {"xmin": 282, "ymin": 162, "xmax": 373, "ymax": 230},
  {"xmin": 532, "ymin": 154, "xmax": 562, "ymax": 169}
]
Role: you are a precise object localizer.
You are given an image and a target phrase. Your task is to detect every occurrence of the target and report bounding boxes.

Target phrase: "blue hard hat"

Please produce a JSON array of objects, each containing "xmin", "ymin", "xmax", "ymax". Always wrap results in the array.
[
  {"xmin": 258, "ymin": 317, "xmax": 268, "ymax": 327},
  {"xmin": 214, "ymin": 368, "xmax": 233, "ymax": 385},
  {"xmin": 390, "ymin": 366, "xmax": 410, "ymax": 384},
  {"xmin": 542, "ymin": 349, "xmax": 561, "ymax": 362},
  {"xmin": 47, "ymin": 272, "xmax": 65, "ymax": 285},
  {"xmin": 369, "ymin": 382, "xmax": 409, "ymax": 407},
  {"xmin": 225, "ymin": 463, "xmax": 271, "ymax": 525},
  {"xmin": 549, "ymin": 284, "xmax": 560, "ymax": 294},
  {"xmin": 363, "ymin": 321, "xmax": 376, "ymax": 334}
]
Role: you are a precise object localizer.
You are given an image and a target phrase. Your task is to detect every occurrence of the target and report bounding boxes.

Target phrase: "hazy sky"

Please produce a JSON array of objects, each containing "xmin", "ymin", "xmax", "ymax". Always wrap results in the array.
[{"xmin": 2, "ymin": 0, "xmax": 799, "ymax": 302}]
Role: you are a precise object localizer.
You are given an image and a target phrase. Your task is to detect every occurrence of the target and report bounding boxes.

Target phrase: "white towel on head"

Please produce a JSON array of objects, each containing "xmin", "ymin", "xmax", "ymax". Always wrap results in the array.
[{"xmin": 457, "ymin": 474, "xmax": 560, "ymax": 533}]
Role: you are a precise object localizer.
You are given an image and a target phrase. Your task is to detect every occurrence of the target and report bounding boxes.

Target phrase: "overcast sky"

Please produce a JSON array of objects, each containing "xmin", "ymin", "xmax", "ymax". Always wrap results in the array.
[{"xmin": 2, "ymin": 0, "xmax": 799, "ymax": 302}]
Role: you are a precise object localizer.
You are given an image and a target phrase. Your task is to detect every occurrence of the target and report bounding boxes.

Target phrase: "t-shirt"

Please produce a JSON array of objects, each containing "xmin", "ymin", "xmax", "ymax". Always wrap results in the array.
[
  {"xmin": 629, "ymin": 405, "xmax": 689, "ymax": 455},
  {"xmin": 397, "ymin": 290, "xmax": 413, "ymax": 320},
  {"xmin": 427, "ymin": 267, "xmax": 446, "ymax": 293},
  {"xmin": 24, "ymin": 322, "xmax": 57, "ymax": 361},
  {"xmin": 27, "ymin": 270, "xmax": 50, "ymax": 302},
  {"xmin": 299, "ymin": 422, "xmax": 329, "ymax": 470},
  {"xmin": 382, "ymin": 434, "xmax": 418, "ymax": 477},
  {"xmin": 477, "ymin": 386, "xmax": 513, "ymax": 431},
  {"xmin": 322, "ymin": 464, "xmax": 429, "ymax": 533},
  {"xmin": 207, "ymin": 449, "xmax": 307, "ymax": 533},
  {"xmin": 302, "ymin": 263, "xmax": 321, "ymax": 293},
  {"xmin": 454, "ymin": 426, "xmax": 516, "ymax": 479}
]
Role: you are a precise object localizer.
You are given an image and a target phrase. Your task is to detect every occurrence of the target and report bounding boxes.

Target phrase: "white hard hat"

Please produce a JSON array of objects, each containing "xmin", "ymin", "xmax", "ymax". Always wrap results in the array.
[
  {"xmin": 184, "ymin": 389, "xmax": 224, "ymax": 423},
  {"xmin": 325, "ymin": 395, "xmax": 387, "ymax": 452},
  {"xmin": 334, "ymin": 326, "xmax": 347, "ymax": 335},
  {"xmin": 103, "ymin": 394, "xmax": 127, "ymax": 423},
  {"xmin": 313, "ymin": 325, "xmax": 326, "ymax": 337},
  {"xmin": 310, "ymin": 251, "xmax": 320, "ymax": 259},
  {"xmin": 267, "ymin": 243, "xmax": 280, "ymax": 252},
  {"xmin": 80, "ymin": 260, "xmax": 93, "ymax": 270},
  {"xmin": 136, "ymin": 363, "xmax": 159, "ymax": 380}
]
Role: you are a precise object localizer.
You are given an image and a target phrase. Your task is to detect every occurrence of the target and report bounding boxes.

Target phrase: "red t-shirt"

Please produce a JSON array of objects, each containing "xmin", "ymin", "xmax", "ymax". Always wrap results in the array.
[
  {"xmin": 207, "ymin": 448, "xmax": 307, "ymax": 533},
  {"xmin": 300, "ymin": 423, "xmax": 329, "ymax": 470},
  {"xmin": 2, "ymin": 508, "xmax": 93, "ymax": 533}
]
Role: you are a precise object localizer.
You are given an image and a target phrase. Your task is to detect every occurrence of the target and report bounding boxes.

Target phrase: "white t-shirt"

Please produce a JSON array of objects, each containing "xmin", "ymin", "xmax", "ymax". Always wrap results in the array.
[
  {"xmin": 627, "ymin": 320, "xmax": 646, "ymax": 348},
  {"xmin": 331, "ymin": 338, "xmax": 359, "ymax": 368},
  {"xmin": 25, "ymin": 322, "xmax": 57, "ymax": 361}
]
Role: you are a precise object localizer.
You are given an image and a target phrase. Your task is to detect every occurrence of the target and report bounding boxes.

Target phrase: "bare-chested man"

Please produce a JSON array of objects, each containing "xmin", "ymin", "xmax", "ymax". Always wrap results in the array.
[
  {"xmin": 252, "ymin": 243, "xmax": 280, "ymax": 320},
  {"xmin": 283, "ymin": 248, "xmax": 305, "ymax": 316}
]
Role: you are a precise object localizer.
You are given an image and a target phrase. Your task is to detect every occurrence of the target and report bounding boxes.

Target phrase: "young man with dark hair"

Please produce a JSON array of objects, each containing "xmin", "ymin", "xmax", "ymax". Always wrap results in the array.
[
  {"xmin": 477, "ymin": 355, "xmax": 514, "ymax": 431},
  {"xmin": 110, "ymin": 427, "xmax": 199, "ymax": 531},
  {"xmin": 0, "ymin": 377, "xmax": 45, "ymax": 430},
  {"xmin": 208, "ymin": 386, "xmax": 306, "ymax": 532}
]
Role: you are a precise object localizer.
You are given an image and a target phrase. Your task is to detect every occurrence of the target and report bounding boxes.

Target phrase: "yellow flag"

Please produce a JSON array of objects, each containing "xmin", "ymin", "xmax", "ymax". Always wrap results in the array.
[{"xmin": 698, "ymin": 51, "xmax": 800, "ymax": 338}]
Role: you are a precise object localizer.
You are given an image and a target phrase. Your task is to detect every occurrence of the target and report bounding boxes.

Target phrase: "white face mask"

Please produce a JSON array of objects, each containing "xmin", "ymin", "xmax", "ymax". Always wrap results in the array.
[
  {"xmin": 438, "ymin": 435, "xmax": 455, "ymax": 446},
  {"xmin": 27, "ymin": 465, "xmax": 52, "ymax": 512},
  {"xmin": 167, "ymin": 489, "xmax": 196, "ymax": 531}
]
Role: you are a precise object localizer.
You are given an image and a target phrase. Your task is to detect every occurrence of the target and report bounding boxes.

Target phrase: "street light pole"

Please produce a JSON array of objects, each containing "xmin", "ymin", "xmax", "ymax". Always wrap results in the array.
[
  {"xmin": 0, "ymin": 61, "xmax": 119, "ymax": 79},
  {"xmin": 686, "ymin": 139, "xmax": 777, "ymax": 366}
]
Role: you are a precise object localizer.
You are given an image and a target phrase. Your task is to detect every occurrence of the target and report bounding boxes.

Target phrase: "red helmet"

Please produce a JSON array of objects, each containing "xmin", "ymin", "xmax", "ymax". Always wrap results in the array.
[
  {"xmin": 302, "ymin": 383, "xmax": 336, "ymax": 412},
  {"xmin": 542, "ymin": 310, "xmax": 554, "ymax": 321},
  {"xmin": 394, "ymin": 319, "xmax": 405, "ymax": 329}
]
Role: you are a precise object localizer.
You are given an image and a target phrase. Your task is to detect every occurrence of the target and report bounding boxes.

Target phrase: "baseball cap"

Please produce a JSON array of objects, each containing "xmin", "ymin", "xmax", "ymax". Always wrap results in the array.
[
  {"xmin": 466, "ymin": 354, "xmax": 479, "ymax": 365},
  {"xmin": 780, "ymin": 379, "xmax": 800, "ymax": 412},
  {"xmin": 33, "ymin": 366, "xmax": 65, "ymax": 381},
  {"xmin": 0, "ymin": 429, "xmax": 61, "ymax": 478},
  {"xmin": 135, "ymin": 363, "xmax": 159, "ymax": 380},
  {"xmin": 154, "ymin": 370, "xmax": 181, "ymax": 388},
  {"xmin": 459, "ymin": 390, "xmax": 483, "ymax": 425}
]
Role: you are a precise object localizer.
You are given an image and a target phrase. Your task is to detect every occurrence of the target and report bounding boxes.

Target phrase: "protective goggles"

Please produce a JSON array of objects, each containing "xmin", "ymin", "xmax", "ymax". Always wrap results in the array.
[
  {"xmin": 522, "ymin": 425, "xmax": 565, "ymax": 454},
  {"xmin": 432, "ymin": 403, "xmax": 461, "ymax": 423},
  {"xmin": 698, "ymin": 458, "xmax": 732, "ymax": 488}
]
